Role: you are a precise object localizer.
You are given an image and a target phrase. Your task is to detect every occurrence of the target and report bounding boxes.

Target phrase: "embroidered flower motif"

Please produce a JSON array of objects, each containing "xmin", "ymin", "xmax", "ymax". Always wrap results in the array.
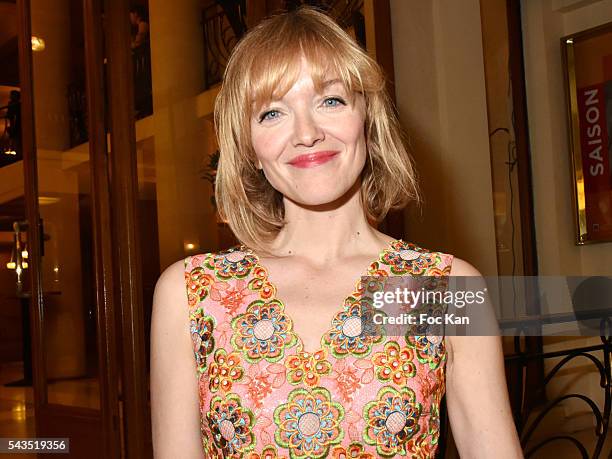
[
  {"xmin": 185, "ymin": 266, "xmax": 214, "ymax": 305},
  {"xmin": 405, "ymin": 334, "xmax": 446, "ymax": 370},
  {"xmin": 371, "ymin": 341, "xmax": 416, "ymax": 385},
  {"xmin": 322, "ymin": 297, "xmax": 382, "ymax": 358},
  {"xmin": 274, "ymin": 387, "xmax": 344, "ymax": 459},
  {"xmin": 427, "ymin": 402, "xmax": 441, "ymax": 445},
  {"xmin": 415, "ymin": 366, "xmax": 443, "ymax": 403},
  {"xmin": 206, "ymin": 248, "xmax": 257, "ymax": 279},
  {"xmin": 379, "ymin": 241, "xmax": 440, "ymax": 275},
  {"xmin": 210, "ymin": 278, "xmax": 254, "ymax": 315},
  {"xmin": 407, "ymin": 300, "xmax": 447, "ymax": 333},
  {"xmin": 354, "ymin": 274, "xmax": 388, "ymax": 297},
  {"xmin": 363, "ymin": 386, "xmax": 422, "ymax": 457},
  {"xmin": 328, "ymin": 358, "xmax": 364, "ymax": 404},
  {"xmin": 248, "ymin": 266, "xmax": 276, "ymax": 299},
  {"xmin": 409, "ymin": 432, "xmax": 438, "ymax": 458},
  {"xmin": 330, "ymin": 442, "xmax": 376, "ymax": 459},
  {"xmin": 207, "ymin": 393, "xmax": 256, "ymax": 456},
  {"xmin": 200, "ymin": 420, "xmax": 224, "ymax": 458},
  {"xmin": 365, "ymin": 261, "xmax": 389, "ymax": 278},
  {"xmin": 241, "ymin": 361, "xmax": 285, "ymax": 409},
  {"xmin": 189, "ymin": 308, "xmax": 215, "ymax": 373},
  {"xmin": 285, "ymin": 349, "xmax": 332, "ymax": 387},
  {"xmin": 246, "ymin": 445, "xmax": 288, "ymax": 459},
  {"xmin": 231, "ymin": 299, "xmax": 297, "ymax": 363},
  {"xmin": 208, "ymin": 349, "xmax": 244, "ymax": 393},
  {"xmin": 242, "ymin": 365, "xmax": 271, "ymax": 408}
]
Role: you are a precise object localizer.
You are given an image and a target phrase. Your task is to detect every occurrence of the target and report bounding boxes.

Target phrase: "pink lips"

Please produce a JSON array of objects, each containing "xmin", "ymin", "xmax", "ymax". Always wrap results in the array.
[{"xmin": 288, "ymin": 150, "xmax": 340, "ymax": 168}]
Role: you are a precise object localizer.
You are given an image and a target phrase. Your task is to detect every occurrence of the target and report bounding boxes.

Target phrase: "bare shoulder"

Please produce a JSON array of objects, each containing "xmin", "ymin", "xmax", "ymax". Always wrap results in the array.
[
  {"xmin": 154, "ymin": 258, "xmax": 188, "ymax": 300},
  {"xmin": 446, "ymin": 257, "xmax": 495, "ymax": 362},
  {"xmin": 152, "ymin": 259, "xmax": 191, "ymax": 326},
  {"xmin": 449, "ymin": 256, "xmax": 483, "ymax": 276}
]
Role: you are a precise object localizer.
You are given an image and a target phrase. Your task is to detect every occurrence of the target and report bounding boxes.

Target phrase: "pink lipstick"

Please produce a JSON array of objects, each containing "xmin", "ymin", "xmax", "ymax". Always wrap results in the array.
[{"xmin": 288, "ymin": 151, "xmax": 340, "ymax": 168}]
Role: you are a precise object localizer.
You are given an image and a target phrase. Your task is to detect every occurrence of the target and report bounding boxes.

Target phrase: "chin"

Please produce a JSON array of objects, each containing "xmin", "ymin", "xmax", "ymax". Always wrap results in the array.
[{"xmin": 284, "ymin": 182, "xmax": 359, "ymax": 208}]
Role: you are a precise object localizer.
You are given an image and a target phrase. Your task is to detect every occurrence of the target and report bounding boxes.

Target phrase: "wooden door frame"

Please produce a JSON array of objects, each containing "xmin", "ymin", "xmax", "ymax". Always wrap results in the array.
[
  {"xmin": 16, "ymin": 0, "xmax": 122, "ymax": 456},
  {"xmin": 16, "ymin": 0, "xmax": 45, "ymax": 409},
  {"xmin": 505, "ymin": 0, "xmax": 544, "ymax": 427},
  {"xmin": 83, "ymin": 0, "xmax": 124, "ymax": 456},
  {"xmin": 103, "ymin": 0, "xmax": 150, "ymax": 457}
]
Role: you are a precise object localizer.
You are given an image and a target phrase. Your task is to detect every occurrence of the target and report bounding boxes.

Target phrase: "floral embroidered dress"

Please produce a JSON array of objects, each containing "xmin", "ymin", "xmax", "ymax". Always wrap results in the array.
[{"xmin": 184, "ymin": 239, "xmax": 454, "ymax": 458}]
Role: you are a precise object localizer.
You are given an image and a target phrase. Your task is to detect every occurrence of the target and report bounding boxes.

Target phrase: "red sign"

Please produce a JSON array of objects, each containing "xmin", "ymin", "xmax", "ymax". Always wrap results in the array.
[{"xmin": 576, "ymin": 77, "xmax": 612, "ymax": 241}]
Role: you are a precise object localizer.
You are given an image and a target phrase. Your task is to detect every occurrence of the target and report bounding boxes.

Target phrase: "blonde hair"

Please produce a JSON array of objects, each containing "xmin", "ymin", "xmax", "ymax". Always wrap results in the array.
[{"xmin": 214, "ymin": 5, "xmax": 420, "ymax": 252}]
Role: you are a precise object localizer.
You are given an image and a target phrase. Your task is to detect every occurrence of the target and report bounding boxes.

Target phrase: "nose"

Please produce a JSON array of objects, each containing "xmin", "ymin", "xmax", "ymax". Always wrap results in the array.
[{"xmin": 291, "ymin": 110, "xmax": 325, "ymax": 147}]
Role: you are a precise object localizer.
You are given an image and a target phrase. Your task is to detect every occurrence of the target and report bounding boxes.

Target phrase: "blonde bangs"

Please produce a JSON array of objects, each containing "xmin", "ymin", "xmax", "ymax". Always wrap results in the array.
[{"xmin": 244, "ymin": 28, "xmax": 366, "ymax": 118}]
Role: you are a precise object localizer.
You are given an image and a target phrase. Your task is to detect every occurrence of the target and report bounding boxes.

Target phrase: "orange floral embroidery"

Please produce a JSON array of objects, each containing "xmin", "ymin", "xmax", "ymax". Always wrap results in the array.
[
  {"xmin": 246, "ymin": 444, "xmax": 287, "ymax": 459},
  {"xmin": 248, "ymin": 266, "xmax": 276, "ymax": 299},
  {"xmin": 406, "ymin": 433, "xmax": 437, "ymax": 458},
  {"xmin": 330, "ymin": 442, "xmax": 375, "ymax": 458},
  {"xmin": 371, "ymin": 341, "xmax": 416, "ymax": 385},
  {"xmin": 329, "ymin": 358, "xmax": 370, "ymax": 403},
  {"xmin": 285, "ymin": 349, "xmax": 332, "ymax": 386},
  {"xmin": 185, "ymin": 267, "xmax": 214, "ymax": 305},
  {"xmin": 242, "ymin": 362, "xmax": 285, "ymax": 409},
  {"xmin": 208, "ymin": 349, "xmax": 244, "ymax": 393},
  {"xmin": 243, "ymin": 371, "xmax": 272, "ymax": 409},
  {"xmin": 416, "ymin": 366, "xmax": 444, "ymax": 402},
  {"xmin": 210, "ymin": 279, "xmax": 253, "ymax": 314}
]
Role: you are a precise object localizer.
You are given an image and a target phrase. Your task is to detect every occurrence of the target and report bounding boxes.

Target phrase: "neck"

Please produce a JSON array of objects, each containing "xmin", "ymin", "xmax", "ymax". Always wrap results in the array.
[{"xmin": 262, "ymin": 183, "xmax": 391, "ymax": 263}]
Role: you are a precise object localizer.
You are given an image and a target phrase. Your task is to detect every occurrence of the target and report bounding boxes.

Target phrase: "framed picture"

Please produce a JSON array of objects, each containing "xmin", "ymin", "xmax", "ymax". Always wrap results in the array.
[{"xmin": 562, "ymin": 21, "xmax": 612, "ymax": 245}]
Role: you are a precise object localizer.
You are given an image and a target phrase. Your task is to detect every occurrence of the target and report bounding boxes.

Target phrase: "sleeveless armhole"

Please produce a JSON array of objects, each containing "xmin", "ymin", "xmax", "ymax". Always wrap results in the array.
[
  {"xmin": 438, "ymin": 251, "xmax": 454, "ymax": 392},
  {"xmin": 183, "ymin": 253, "xmax": 216, "ymax": 380},
  {"xmin": 439, "ymin": 252, "xmax": 454, "ymax": 276}
]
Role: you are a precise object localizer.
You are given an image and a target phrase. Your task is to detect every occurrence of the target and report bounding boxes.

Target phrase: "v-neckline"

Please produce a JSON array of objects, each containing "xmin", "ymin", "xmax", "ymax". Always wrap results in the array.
[{"xmin": 239, "ymin": 238, "xmax": 401, "ymax": 355}]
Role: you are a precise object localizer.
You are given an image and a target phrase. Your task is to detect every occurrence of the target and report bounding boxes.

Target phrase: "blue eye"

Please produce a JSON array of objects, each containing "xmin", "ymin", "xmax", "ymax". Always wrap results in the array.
[
  {"xmin": 324, "ymin": 97, "xmax": 346, "ymax": 107},
  {"xmin": 259, "ymin": 110, "xmax": 279, "ymax": 122}
]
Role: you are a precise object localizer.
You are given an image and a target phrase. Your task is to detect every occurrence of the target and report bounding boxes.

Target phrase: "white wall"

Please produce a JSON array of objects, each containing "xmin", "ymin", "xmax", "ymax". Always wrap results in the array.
[{"xmin": 390, "ymin": 0, "xmax": 499, "ymax": 276}]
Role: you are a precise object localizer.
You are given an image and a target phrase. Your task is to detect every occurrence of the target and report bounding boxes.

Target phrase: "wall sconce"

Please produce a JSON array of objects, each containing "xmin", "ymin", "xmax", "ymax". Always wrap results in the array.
[
  {"xmin": 6, "ymin": 222, "xmax": 28, "ymax": 294},
  {"xmin": 31, "ymin": 36, "xmax": 45, "ymax": 52}
]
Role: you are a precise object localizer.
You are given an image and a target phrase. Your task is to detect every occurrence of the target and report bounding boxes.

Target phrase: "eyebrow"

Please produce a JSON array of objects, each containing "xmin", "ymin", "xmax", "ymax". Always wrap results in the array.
[{"xmin": 322, "ymin": 78, "xmax": 343, "ymax": 87}]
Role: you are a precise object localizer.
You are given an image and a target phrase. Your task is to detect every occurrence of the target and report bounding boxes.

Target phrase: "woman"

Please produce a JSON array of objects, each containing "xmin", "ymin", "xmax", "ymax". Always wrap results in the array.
[
  {"xmin": 151, "ymin": 6, "xmax": 523, "ymax": 458},
  {"xmin": 129, "ymin": 5, "xmax": 149, "ymax": 49}
]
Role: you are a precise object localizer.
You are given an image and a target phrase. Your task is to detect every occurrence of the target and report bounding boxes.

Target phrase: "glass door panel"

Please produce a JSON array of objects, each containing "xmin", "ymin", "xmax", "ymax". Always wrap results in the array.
[{"xmin": 30, "ymin": 0, "xmax": 99, "ymax": 411}]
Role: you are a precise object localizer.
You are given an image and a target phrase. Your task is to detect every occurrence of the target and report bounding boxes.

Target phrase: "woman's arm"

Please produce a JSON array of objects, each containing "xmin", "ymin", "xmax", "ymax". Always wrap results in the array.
[
  {"xmin": 131, "ymin": 21, "xmax": 149, "ymax": 48},
  {"xmin": 445, "ymin": 258, "xmax": 524, "ymax": 458},
  {"xmin": 150, "ymin": 260, "xmax": 203, "ymax": 458}
]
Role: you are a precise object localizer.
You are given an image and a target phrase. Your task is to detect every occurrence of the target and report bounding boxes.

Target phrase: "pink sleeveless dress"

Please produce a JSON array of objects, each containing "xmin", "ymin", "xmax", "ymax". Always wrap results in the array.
[{"xmin": 184, "ymin": 239, "xmax": 454, "ymax": 458}]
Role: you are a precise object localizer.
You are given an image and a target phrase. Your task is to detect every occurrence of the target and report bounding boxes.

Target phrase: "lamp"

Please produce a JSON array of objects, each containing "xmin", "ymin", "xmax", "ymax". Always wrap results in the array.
[
  {"xmin": 31, "ymin": 36, "xmax": 45, "ymax": 52},
  {"xmin": 6, "ymin": 222, "xmax": 28, "ymax": 276}
]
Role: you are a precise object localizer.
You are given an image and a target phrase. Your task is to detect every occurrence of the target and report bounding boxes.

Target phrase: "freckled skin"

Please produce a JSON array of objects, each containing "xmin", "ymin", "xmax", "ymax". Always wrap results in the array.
[{"xmin": 250, "ymin": 55, "xmax": 368, "ymax": 208}]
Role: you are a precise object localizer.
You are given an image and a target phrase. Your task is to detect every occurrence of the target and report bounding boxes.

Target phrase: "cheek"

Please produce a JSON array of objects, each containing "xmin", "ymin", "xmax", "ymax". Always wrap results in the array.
[
  {"xmin": 331, "ymin": 115, "xmax": 366, "ymax": 149},
  {"xmin": 250, "ymin": 130, "xmax": 277, "ymax": 164}
]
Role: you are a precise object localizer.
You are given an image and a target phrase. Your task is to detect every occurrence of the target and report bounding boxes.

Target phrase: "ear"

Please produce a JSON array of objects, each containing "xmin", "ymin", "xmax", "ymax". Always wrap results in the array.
[{"xmin": 255, "ymin": 158, "xmax": 263, "ymax": 170}]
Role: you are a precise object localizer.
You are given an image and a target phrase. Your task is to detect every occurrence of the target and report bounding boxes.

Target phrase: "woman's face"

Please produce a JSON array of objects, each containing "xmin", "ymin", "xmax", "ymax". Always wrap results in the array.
[{"xmin": 249, "ymin": 55, "xmax": 367, "ymax": 207}]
